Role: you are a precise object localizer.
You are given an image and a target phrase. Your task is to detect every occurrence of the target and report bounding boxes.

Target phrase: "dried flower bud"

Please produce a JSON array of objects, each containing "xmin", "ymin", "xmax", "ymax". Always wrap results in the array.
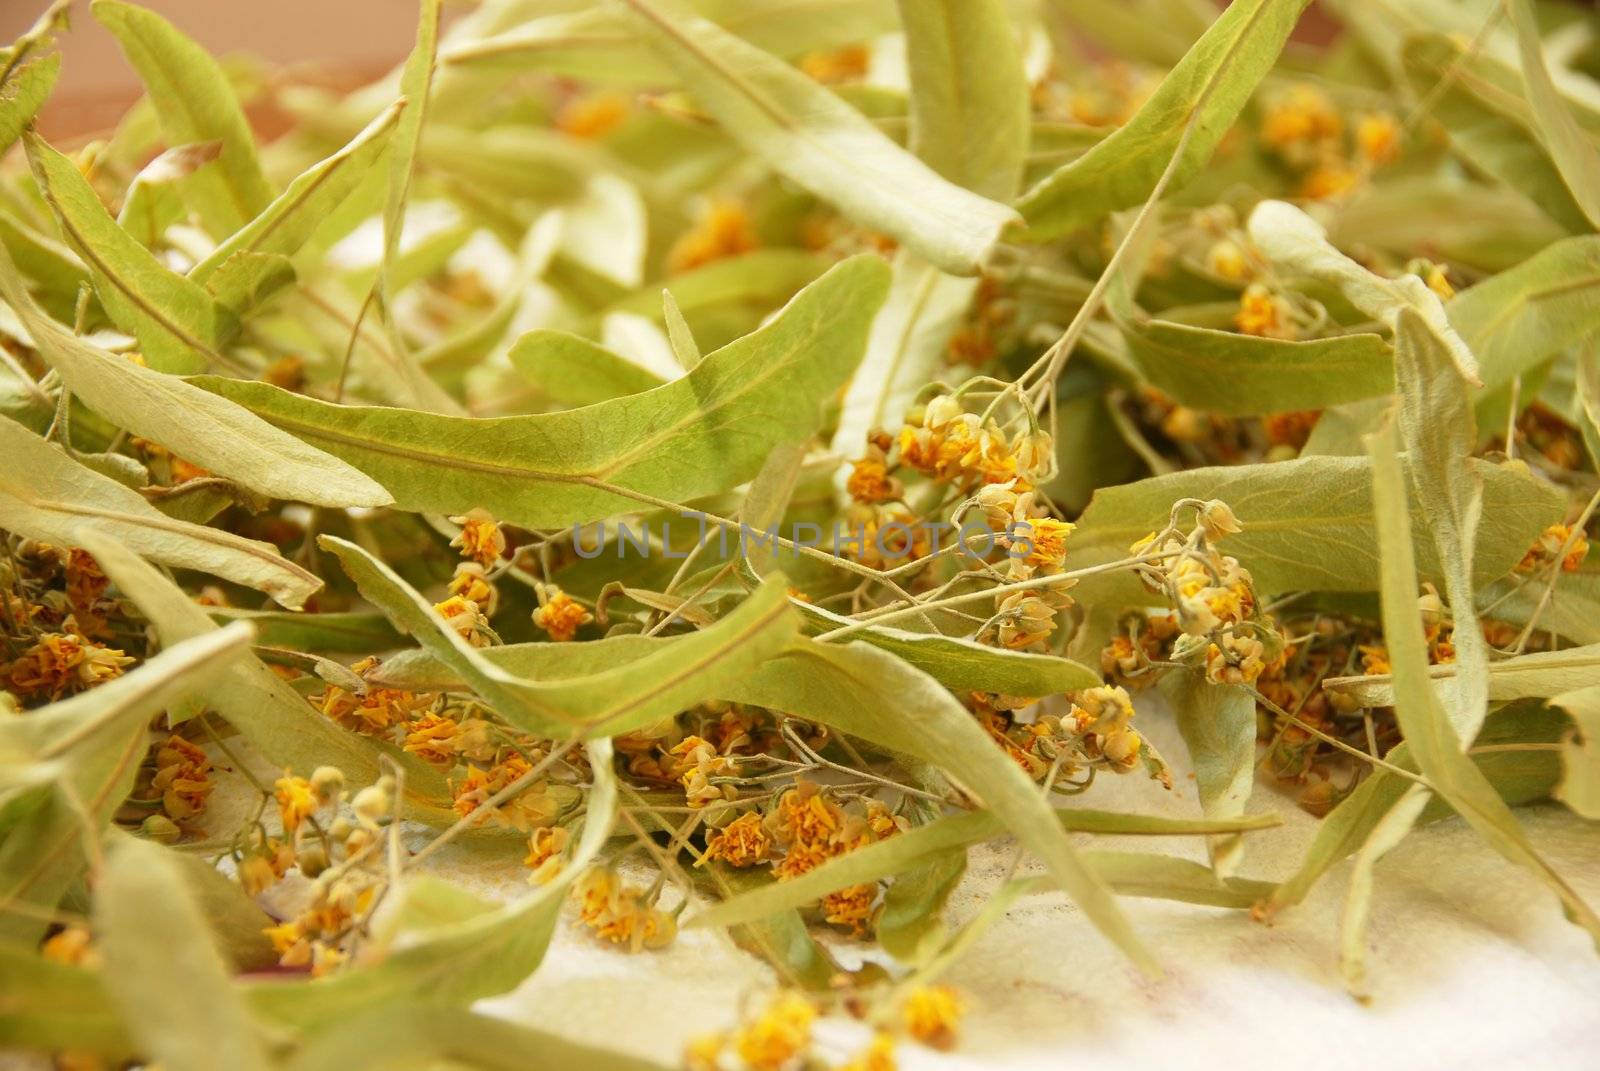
[{"xmin": 1198, "ymin": 499, "xmax": 1242, "ymax": 540}]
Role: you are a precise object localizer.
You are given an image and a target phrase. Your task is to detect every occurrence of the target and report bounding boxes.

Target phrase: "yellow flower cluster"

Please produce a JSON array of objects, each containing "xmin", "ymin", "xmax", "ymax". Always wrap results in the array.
[
  {"xmin": 256, "ymin": 769, "xmax": 397, "ymax": 976},
  {"xmin": 274, "ymin": 773, "xmax": 321, "ymax": 835},
  {"xmin": 668, "ymin": 734, "xmax": 739, "ymax": 808},
  {"xmin": 401, "ymin": 709, "xmax": 496, "ymax": 766},
  {"xmin": 702, "ymin": 810, "xmax": 773, "ymax": 867},
  {"xmin": 523, "ymin": 825, "xmax": 569, "ymax": 884},
  {"xmin": 4, "ymin": 626, "xmax": 133, "ymax": 703},
  {"xmin": 450, "ymin": 752, "xmax": 574, "ymax": 832},
  {"xmin": 1131, "ymin": 501, "xmax": 1275, "ymax": 687},
  {"xmin": 761, "ymin": 781, "xmax": 903, "ymax": 937},
  {"xmin": 901, "ymin": 985, "xmax": 966, "ymax": 1050},
  {"xmin": 767, "ymin": 779, "xmax": 874, "ymax": 881},
  {"xmin": 433, "ymin": 594, "xmax": 496, "ymax": 648},
  {"xmin": 533, "ymin": 583, "xmax": 593, "ymax": 642},
  {"xmin": 798, "ymin": 44, "xmax": 870, "ymax": 84},
  {"xmin": 42, "ymin": 925, "xmax": 101, "ymax": 969},
  {"xmin": 314, "ymin": 656, "xmax": 434, "ymax": 735},
  {"xmin": 688, "ymin": 991, "xmax": 817, "ymax": 1071},
  {"xmin": 555, "ymin": 90, "xmax": 630, "ymax": 140},
  {"xmin": 449, "ymin": 508, "xmax": 506, "ymax": 568},
  {"xmin": 1258, "ymin": 83, "xmax": 1400, "ymax": 202},
  {"xmin": 150, "ymin": 735, "xmax": 215, "ymax": 823},
  {"xmin": 1100, "ymin": 613, "xmax": 1181, "ymax": 691},
  {"xmin": 264, "ymin": 872, "xmax": 378, "ymax": 977},
  {"xmin": 686, "ymin": 982, "xmax": 968, "ymax": 1070},
  {"xmin": 972, "ymin": 481, "xmax": 1079, "ymax": 653},
  {"xmin": 897, "ymin": 395, "xmax": 1048, "ymax": 490},
  {"xmin": 1517, "ymin": 523, "xmax": 1590, "ymax": 574},
  {"xmin": 1065, "ymin": 685, "xmax": 1148, "ymax": 774},
  {"xmin": 668, "ymin": 200, "xmax": 760, "ymax": 275},
  {"xmin": 573, "ymin": 867, "xmax": 677, "ymax": 952},
  {"xmin": 945, "ymin": 275, "xmax": 1017, "ymax": 368},
  {"xmin": 1262, "ymin": 409, "xmax": 1321, "ymax": 450},
  {"xmin": 1056, "ymin": 61, "xmax": 1156, "ymax": 128},
  {"xmin": 1234, "ymin": 283, "xmax": 1295, "ymax": 339},
  {"xmin": 448, "ymin": 562, "xmax": 499, "ymax": 615},
  {"xmin": 837, "ymin": 1034, "xmax": 899, "ymax": 1071},
  {"xmin": 845, "ymin": 445, "xmax": 901, "ymax": 505}
]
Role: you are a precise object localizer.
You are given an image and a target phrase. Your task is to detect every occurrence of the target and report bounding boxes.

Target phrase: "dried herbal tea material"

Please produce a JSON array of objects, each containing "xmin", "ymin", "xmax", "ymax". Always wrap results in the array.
[{"xmin": 0, "ymin": 0, "xmax": 1598, "ymax": 1066}]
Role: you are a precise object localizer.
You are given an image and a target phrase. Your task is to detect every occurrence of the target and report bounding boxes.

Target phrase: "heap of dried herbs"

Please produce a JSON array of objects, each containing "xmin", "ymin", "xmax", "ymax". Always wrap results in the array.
[{"xmin": 1, "ymin": 0, "xmax": 1599, "ymax": 1066}]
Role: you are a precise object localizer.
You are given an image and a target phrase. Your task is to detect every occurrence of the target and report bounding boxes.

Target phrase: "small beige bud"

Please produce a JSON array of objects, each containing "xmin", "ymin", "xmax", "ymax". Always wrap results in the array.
[
  {"xmin": 296, "ymin": 842, "xmax": 329, "ymax": 878},
  {"xmin": 1199, "ymin": 499, "xmax": 1242, "ymax": 540},
  {"xmin": 140, "ymin": 814, "xmax": 181, "ymax": 842},
  {"xmin": 352, "ymin": 784, "xmax": 391, "ymax": 826},
  {"xmin": 310, "ymin": 766, "xmax": 345, "ymax": 804}
]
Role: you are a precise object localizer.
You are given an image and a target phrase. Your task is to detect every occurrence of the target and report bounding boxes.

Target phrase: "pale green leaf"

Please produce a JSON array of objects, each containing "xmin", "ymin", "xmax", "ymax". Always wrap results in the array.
[
  {"xmin": 1326, "ymin": 642, "xmax": 1600, "ymax": 708},
  {"xmin": 198, "ymin": 256, "xmax": 889, "ymax": 528},
  {"xmin": 1121, "ymin": 318, "xmax": 1392, "ymax": 416},
  {"xmin": 0, "ymin": 52, "xmax": 58, "ymax": 156},
  {"xmin": 96, "ymin": 837, "xmax": 270, "ymax": 1071},
  {"xmin": 1265, "ymin": 701, "xmax": 1568, "ymax": 916},
  {"xmin": 1392, "ymin": 305, "xmax": 1489, "ymax": 736},
  {"xmin": 1083, "ymin": 850, "xmax": 1275, "ymax": 908},
  {"xmin": 161, "ymin": 847, "xmax": 277, "ymax": 970},
  {"xmin": 1248, "ymin": 199, "xmax": 1481, "ymax": 385},
  {"xmin": 559, "ymin": 173, "xmax": 649, "ymax": 290},
  {"xmin": 0, "ymin": 947, "xmax": 130, "ymax": 1055},
  {"xmin": 26, "ymin": 131, "xmax": 237, "ymax": 375},
  {"xmin": 1552, "ymin": 685, "xmax": 1600, "ymax": 820},
  {"xmin": 0, "ymin": 212, "xmax": 89, "ymax": 306},
  {"xmin": 1018, "ymin": 0, "xmax": 1310, "ymax": 238},
  {"xmin": 91, "ymin": 0, "xmax": 273, "ymax": 239},
  {"xmin": 708, "ymin": 865, "xmax": 844, "ymax": 991},
  {"xmin": 0, "ymin": 244, "xmax": 393, "ymax": 510},
  {"xmin": 1047, "ymin": 0, "xmax": 1217, "ymax": 66},
  {"xmin": 1066, "ymin": 454, "xmax": 1561, "ymax": 597},
  {"xmin": 320, "ymin": 535, "xmax": 799, "ymax": 739},
  {"xmin": 661, "ymin": 289, "xmax": 701, "ymax": 370},
  {"xmin": 897, "ymin": 0, "xmax": 1030, "ymax": 200},
  {"xmin": 285, "ymin": 1005, "xmax": 669, "ymax": 1071},
  {"xmin": 117, "ymin": 141, "xmax": 222, "ymax": 248},
  {"xmin": 690, "ymin": 803, "xmax": 1279, "ymax": 930},
  {"xmin": 1506, "ymin": 0, "xmax": 1600, "ymax": 229},
  {"xmin": 188, "ymin": 102, "xmax": 405, "ymax": 292},
  {"xmin": 369, "ymin": 599, "xmax": 1102, "ymax": 712},
  {"xmin": 617, "ymin": 0, "xmax": 1020, "ymax": 275},
  {"xmin": 0, "ymin": 418, "xmax": 321, "ymax": 607},
  {"xmin": 202, "ymin": 251, "xmax": 296, "ymax": 314},
  {"xmin": 1402, "ymin": 33, "xmax": 1592, "ymax": 235},
  {"xmin": 793, "ymin": 599, "xmax": 1103, "ymax": 695},
  {"xmin": 1160, "ymin": 670, "xmax": 1258, "ymax": 877},
  {"xmin": 1367, "ymin": 414, "xmax": 1600, "ymax": 941},
  {"xmin": 1448, "ymin": 235, "xmax": 1600, "ymax": 392},
  {"xmin": 507, "ymin": 329, "xmax": 665, "ymax": 408},
  {"xmin": 377, "ymin": 0, "xmax": 461, "ymax": 415},
  {"xmin": 741, "ymin": 441, "xmax": 807, "ymax": 576},
  {"xmin": 1339, "ymin": 783, "xmax": 1431, "ymax": 1001},
  {"xmin": 415, "ymin": 215, "xmax": 563, "ymax": 381},
  {"xmin": 439, "ymin": 0, "xmax": 898, "ymax": 90},
  {"xmin": 875, "ymin": 847, "xmax": 966, "ymax": 964}
]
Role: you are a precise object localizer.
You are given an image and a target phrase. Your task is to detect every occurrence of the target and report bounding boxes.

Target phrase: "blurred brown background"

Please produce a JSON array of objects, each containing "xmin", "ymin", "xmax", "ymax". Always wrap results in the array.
[{"xmin": 1, "ymin": 0, "xmax": 428, "ymax": 138}]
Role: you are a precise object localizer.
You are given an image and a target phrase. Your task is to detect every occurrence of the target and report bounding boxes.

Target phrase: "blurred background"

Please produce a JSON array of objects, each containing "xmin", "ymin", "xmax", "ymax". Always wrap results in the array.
[
  {"xmin": 0, "ymin": 0, "xmax": 438, "ymax": 138},
  {"xmin": 1, "ymin": 0, "xmax": 1459, "ymax": 142}
]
